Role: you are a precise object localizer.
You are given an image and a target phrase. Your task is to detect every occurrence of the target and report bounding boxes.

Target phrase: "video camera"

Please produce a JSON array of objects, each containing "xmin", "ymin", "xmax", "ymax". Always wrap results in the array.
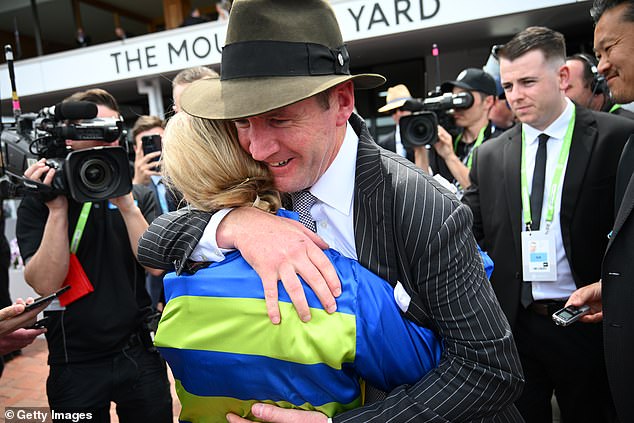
[
  {"xmin": 398, "ymin": 91, "xmax": 474, "ymax": 148},
  {"xmin": 0, "ymin": 101, "xmax": 132, "ymax": 202}
]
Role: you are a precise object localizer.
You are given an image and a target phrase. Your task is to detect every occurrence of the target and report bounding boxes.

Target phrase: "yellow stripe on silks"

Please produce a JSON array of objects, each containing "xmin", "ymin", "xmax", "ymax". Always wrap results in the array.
[
  {"xmin": 154, "ymin": 296, "xmax": 357, "ymax": 369},
  {"xmin": 174, "ymin": 379, "xmax": 362, "ymax": 422}
]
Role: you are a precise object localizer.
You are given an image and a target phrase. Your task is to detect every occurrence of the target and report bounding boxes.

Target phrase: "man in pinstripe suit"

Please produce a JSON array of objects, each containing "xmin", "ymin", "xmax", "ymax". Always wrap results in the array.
[{"xmin": 140, "ymin": 1, "xmax": 524, "ymax": 421}]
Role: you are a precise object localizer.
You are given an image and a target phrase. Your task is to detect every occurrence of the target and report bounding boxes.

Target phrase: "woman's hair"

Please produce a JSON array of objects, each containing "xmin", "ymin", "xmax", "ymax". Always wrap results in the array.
[{"xmin": 161, "ymin": 112, "xmax": 281, "ymax": 213}]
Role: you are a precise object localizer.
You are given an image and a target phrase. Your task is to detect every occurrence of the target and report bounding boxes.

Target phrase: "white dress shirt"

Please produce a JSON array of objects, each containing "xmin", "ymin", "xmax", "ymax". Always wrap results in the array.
[{"xmin": 522, "ymin": 98, "xmax": 576, "ymax": 300}]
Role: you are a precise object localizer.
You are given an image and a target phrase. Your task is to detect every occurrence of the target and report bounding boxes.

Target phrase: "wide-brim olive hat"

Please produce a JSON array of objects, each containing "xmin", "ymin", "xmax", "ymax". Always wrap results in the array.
[{"xmin": 181, "ymin": 0, "xmax": 385, "ymax": 120}]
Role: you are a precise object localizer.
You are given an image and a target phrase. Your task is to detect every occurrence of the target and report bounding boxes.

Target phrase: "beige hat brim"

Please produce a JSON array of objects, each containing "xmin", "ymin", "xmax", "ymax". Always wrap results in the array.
[
  {"xmin": 377, "ymin": 99, "xmax": 408, "ymax": 113},
  {"xmin": 181, "ymin": 73, "xmax": 385, "ymax": 120}
]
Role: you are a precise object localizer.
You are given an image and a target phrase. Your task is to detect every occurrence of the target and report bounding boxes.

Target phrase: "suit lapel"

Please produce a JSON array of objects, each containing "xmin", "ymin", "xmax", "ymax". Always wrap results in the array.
[
  {"xmin": 606, "ymin": 172, "xmax": 634, "ymax": 253},
  {"xmin": 350, "ymin": 115, "xmax": 400, "ymax": 283},
  {"xmin": 503, "ymin": 126, "xmax": 523, "ymax": 255},
  {"xmin": 560, "ymin": 107, "xmax": 597, "ymax": 235}
]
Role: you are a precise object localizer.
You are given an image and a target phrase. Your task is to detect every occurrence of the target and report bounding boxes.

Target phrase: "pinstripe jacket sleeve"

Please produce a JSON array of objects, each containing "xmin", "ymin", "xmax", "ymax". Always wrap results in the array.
[{"xmin": 332, "ymin": 114, "xmax": 524, "ymax": 422}]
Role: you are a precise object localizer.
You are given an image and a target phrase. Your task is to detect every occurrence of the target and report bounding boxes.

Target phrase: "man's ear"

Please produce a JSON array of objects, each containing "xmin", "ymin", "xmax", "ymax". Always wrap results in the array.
[
  {"xmin": 558, "ymin": 64, "xmax": 571, "ymax": 92},
  {"xmin": 331, "ymin": 81, "xmax": 355, "ymax": 127}
]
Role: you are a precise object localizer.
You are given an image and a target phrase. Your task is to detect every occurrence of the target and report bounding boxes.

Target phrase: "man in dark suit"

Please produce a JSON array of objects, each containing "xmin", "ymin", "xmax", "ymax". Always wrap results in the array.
[
  {"xmin": 566, "ymin": 1, "xmax": 634, "ymax": 422},
  {"xmin": 136, "ymin": 1, "xmax": 524, "ymax": 422},
  {"xmin": 463, "ymin": 26, "xmax": 634, "ymax": 422}
]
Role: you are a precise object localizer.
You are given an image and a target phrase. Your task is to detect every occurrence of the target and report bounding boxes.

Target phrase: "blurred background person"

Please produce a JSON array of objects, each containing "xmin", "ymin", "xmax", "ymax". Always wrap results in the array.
[
  {"xmin": 376, "ymin": 84, "xmax": 414, "ymax": 161},
  {"xmin": 171, "ymin": 66, "xmax": 219, "ymax": 113},
  {"xmin": 180, "ymin": 7, "xmax": 210, "ymax": 27},
  {"xmin": 489, "ymin": 77, "xmax": 517, "ymax": 137},
  {"xmin": 565, "ymin": 53, "xmax": 634, "ymax": 118},
  {"xmin": 215, "ymin": 0, "xmax": 231, "ymax": 21},
  {"xmin": 131, "ymin": 115, "xmax": 181, "ymax": 311},
  {"xmin": 75, "ymin": 27, "xmax": 91, "ymax": 47}
]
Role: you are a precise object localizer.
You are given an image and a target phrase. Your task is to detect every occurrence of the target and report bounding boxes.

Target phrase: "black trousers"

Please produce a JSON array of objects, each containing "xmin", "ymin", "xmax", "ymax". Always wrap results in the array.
[
  {"xmin": 46, "ymin": 342, "xmax": 173, "ymax": 423},
  {"xmin": 514, "ymin": 306, "xmax": 616, "ymax": 423}
]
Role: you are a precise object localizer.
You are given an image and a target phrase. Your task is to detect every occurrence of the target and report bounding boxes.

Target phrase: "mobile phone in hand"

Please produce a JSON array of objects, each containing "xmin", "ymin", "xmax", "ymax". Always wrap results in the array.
[
  {"xmin": 141, "ymin": 134, "xmax": 162, "ymax": 163},
  {"xmin": 24, "ymin": 285, "xmax": 71, "ymax": 312}
]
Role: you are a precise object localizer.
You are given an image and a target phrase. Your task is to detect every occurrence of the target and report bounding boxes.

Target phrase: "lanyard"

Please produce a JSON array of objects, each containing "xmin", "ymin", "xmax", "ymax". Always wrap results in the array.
[
  {"xmin": 520, "ymin": 107, "xmax": 576, "ymax": 231},
  {"xmin": 609, "ymin": 104, "xmax": 622, "ymax": 113},
  {"xmin": 454, "ymin": 125, "xmax": 487, "ymax": 170},
  {"xmin": 69, "ymin": 202, "xmax": 92, "ymax": 254}
]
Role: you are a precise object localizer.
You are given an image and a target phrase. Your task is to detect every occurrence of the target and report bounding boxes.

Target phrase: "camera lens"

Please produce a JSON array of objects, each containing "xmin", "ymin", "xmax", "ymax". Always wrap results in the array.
[
  {"xmin": 79, "ymin": 158, "xmax": 112, "ymax": 191},
  {"xmin": 399, "ymin": 111, "xmax": 439, "ymax": 148}
]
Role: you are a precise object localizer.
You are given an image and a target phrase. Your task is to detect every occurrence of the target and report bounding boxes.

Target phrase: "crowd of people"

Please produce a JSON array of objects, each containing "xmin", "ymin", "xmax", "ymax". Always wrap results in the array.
[{"xmin": 1, "ymin": 0, "xmax": 633, "ymax": 422}]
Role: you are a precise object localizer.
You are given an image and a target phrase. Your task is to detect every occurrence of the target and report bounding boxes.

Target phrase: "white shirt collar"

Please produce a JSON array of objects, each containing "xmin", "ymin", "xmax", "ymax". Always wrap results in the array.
[
  {"xmin": 523, "ymin": 98, "xmax": 574, "ymax": 145},
  {"xmin": 310, "ymin": 122, "xmax": 357, "ymax": 216}
]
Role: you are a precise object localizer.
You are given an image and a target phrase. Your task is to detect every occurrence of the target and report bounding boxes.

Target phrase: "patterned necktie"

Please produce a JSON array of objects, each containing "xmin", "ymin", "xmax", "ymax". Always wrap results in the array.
[
  {"xmin": 291, "ymin": 190, "xmax": 318, "ymax": 232},
  {"xmin": 521, "ymin": 133, "xmax": 549, "ymax": 308}
]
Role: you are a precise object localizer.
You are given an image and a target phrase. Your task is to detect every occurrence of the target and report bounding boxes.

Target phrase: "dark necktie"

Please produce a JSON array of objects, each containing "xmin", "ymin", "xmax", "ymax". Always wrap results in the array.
[
  {"xmin": 530, "ymin": 134, "xmax": 549, "ymax": 230},
  {"xmin": 521, "ymin": 133, "xmax": 549, "ymax": 308},
  {"xmin": 291, "ymin": 190, "xmax": 318, "ymax": 232}
]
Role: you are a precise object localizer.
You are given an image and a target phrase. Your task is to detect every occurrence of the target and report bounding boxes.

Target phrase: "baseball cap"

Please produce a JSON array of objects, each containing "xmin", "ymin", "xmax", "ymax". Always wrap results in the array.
[{"xmin": 441, "ymin": 68, "xmax": 497, "ymax": 96}]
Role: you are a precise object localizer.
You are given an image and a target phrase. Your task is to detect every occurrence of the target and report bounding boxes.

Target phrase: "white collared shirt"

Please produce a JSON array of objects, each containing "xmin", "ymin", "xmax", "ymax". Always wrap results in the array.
[
  {"xmin": 191, "ymin": 123, "xmax": 359, "ymax": 262},
  {"xmin": 308, "ymin": 122, "xmax": 358, "ymax": 259},
  {"xmin": 522, "ymin": 98, "xmax": 576, "ymax": 300}
]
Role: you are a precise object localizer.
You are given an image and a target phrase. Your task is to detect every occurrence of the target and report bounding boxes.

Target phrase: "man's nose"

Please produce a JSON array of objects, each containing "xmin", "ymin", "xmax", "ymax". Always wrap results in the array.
[{"xmin": 245, "ymin": 127, "xmax": 279, "ymax": 161}]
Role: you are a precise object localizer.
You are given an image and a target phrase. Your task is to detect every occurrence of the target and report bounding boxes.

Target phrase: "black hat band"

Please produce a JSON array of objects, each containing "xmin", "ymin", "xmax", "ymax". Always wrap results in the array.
[{"xmin": 221, "ymin": 40, "xmax": 351, "ymax": 80}]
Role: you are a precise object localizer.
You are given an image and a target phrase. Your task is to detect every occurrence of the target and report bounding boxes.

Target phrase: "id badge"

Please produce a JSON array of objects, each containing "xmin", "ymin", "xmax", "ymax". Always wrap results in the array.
[{"xmin": 521, "ymin": 230, "xmax": 557, "ymax": 281}]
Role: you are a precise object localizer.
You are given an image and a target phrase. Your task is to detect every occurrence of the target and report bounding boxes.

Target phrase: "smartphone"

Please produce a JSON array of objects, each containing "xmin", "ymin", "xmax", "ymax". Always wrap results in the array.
[
  {"xmin": 24, "ymin": 285, "xmax": 71, "ymax": 312},
  {"xmin": 141, "ymin": 134, "xmax": 162, "ymax": 163},
  {"xmin": 552, "ymin": 305, "xmax": 591, "ymax": 326}
]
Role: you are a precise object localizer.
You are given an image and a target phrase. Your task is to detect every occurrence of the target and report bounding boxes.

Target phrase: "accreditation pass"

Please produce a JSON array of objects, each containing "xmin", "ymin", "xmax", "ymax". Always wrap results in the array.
[{"xmin": 521, "ymin": 230, "xmax": 558, "ymax": 281}]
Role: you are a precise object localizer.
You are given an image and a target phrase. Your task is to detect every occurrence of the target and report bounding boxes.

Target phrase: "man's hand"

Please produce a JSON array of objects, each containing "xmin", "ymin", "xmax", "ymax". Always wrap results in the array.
[
  {"xmin": 218, "ymin": 207, "xmax": 341, "ymax": 324},
  {"xmin": 433, "ymin": 125, "xmax": 456, "ymax": 160},
  {"xmin": 23, "ymin": 159, "xmax": 68, "ymax": 211},
  {"xmin": 0, "ymin": 328, "xmax": 46, "ymax": 356},
  {"xmin": 132, "ymin": 143, "xmax": 161, "ymax": 185},
  {"xmin": 109, "ymin": 191, "xmax": 137, "ymax": 213},
  {"xmin": 0, "ymin": 299, "xmax": 48, "ymax": 337},
  {"xmin": 226, "ymin": 404, "xmax": 328, "ymax": 423},
  {"xmin": 565, "ymin": 280, "xmax": 603, "ymax": 323}
]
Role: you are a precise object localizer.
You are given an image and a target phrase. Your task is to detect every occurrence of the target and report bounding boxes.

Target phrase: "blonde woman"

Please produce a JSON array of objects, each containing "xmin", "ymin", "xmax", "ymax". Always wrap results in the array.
[{"xmin": 139, "ymin": 112, "xmax": 442, "ymax": 422}]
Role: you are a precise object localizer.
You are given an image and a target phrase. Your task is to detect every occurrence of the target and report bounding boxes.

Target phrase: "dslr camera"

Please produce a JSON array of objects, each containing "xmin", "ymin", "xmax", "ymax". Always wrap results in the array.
[
  {"xmin": 398, "ymin": 91, "xmax": 474, "ymax": 148},
  {"xmin": 0, "ymin": 101, "xmax": 132, "ymax": 202}
]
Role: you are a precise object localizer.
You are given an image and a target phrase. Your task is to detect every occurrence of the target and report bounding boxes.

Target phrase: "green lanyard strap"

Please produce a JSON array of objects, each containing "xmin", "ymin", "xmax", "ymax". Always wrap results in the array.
[
  {"xmin": 520, "ymin": 106, "xmax": 576, "ymax": 231},
  {"xmin": 69, "ymin": 202, "xmax": 92, "ymax": 254},
  {"xmin": 453, "ymin": 125, "xmax": 488, "ymax": 170},
  {"xmin": 609, "ymin": 104, "xmax": 622, "ymax": 113}
]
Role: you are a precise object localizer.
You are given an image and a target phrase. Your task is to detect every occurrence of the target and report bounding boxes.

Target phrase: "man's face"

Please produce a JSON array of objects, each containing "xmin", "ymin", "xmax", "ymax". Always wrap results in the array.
[
  {"xmin": 451, "ymin": 87, "xmax": 490, "ymax": 129},
  {"xmin": 65, "ymin": 105, "xmax": 121, "ymax": 150},
  {"xmin": 500, "ymin": 49, "xmax": 568, "ymax": 131},
  {"xmin": 564, "ymin": 59, "xmax": 595, "ymax": 107},
  {"xmin": 392, "ymin": 108, "xmax": 411, "ymax": 125},
  {"xmin": 594, "ymin": 3, "xmax": 634, "ymax": 104},
  {"xmin": 233, "ymin": 83, "xmax": 354, "ymax": 193}
]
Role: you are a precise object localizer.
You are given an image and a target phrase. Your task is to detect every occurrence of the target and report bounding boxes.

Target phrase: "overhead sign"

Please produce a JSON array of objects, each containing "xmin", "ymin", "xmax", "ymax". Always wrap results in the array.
[{"xmin": 0, "ymin": 0, "xmax": 581, "ymax": 99}]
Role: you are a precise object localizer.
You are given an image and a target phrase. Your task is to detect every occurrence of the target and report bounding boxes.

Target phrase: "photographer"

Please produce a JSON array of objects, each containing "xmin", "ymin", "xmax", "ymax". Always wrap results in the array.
[
  {"xmin": 131, "ymin": 115, "xmax": 180, "ymax": 310},
  {"xmin": 15, "ymin": 89, "xmax": 173, "ymax": 421},
  {"xmin": 428, "ymin": 68, "xmax": 497, "ymax": 192}
]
